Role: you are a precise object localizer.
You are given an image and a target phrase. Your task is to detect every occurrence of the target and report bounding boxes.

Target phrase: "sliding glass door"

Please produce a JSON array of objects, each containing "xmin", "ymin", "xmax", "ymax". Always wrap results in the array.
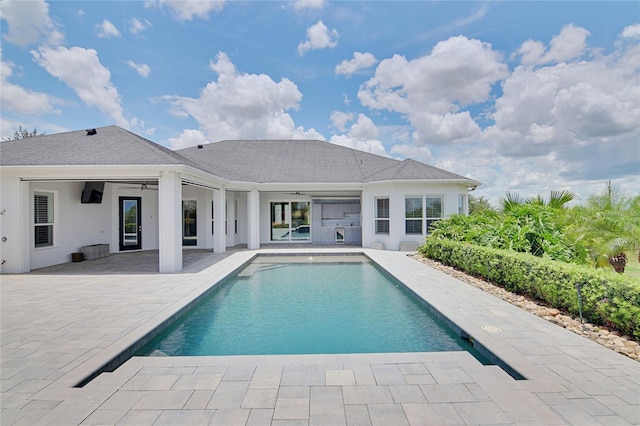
[{"xmin": 270, "ymin": 201, "xmax": 310, "ymax": 241}]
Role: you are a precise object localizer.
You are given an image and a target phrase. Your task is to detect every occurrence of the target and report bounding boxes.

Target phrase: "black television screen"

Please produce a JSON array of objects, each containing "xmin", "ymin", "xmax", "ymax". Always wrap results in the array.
[{"xmin": 81, "ymin": 181, "xmax": 105, "ymax": 203}]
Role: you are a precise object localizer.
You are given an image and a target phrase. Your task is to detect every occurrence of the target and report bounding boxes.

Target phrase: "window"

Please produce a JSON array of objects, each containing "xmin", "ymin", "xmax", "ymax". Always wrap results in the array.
[
  {"xmin": 34, "ymin": 192, "xmax": 54, "ymax": 248},
  {"xmin": 234, "ymin": 198, "xmax": 239, "ymax": 234},
  {"xmin": 375, "ymin": 197, "xmax": 389, "ymax": 234},
  {"xmin": 425, "ymin": 195, "xmax": 443, "ymax": 232},
  {"xmin": 458, "ymin": 194, "xmax": 466, "ymax": 215},
  {"xmin": 405, "ymin": 196, "xmax": 423, "ymax": 234},
  {"xmin": 182, "ymin": 200, "xmax": 197, "ymax": 246}
]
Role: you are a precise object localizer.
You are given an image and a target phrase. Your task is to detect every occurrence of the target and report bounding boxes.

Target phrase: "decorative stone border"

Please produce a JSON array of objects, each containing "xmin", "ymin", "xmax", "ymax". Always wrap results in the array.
[{"xmin": 410, "ymin": 254, "xmax": 640, "ymax": 361}]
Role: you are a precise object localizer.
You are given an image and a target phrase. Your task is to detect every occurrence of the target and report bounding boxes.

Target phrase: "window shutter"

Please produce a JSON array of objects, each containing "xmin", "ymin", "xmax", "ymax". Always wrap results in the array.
[{"xmin": 34, "ymin": 194, "xmax": 49, "ymax": 224}]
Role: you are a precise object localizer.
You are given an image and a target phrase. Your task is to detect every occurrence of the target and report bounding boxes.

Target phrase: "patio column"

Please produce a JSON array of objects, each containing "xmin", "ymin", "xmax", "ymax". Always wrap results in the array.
[
  {"xmin": 247, "ymin": 189, "xmax": 260, "ymax": 249},
  {"xmin": 18, "ymin": 180, "xmax": 29, "ymax": 273},
  {"xmin": 0, "ymin": 178, "xmax": 30, "ymax": 273},
  {"xmin": 158, "ymin": 171, "xmax": 182, "ymax": 273},
  {"xmin": 213, "ymin": 186, "xmax": 226, "ymax": 253}
]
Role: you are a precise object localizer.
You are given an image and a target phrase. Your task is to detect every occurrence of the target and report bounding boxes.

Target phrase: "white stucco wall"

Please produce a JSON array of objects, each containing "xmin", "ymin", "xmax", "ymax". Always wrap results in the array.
[
  {"xmin": 29, "ymin": 181, "xmax": 112, "ymax": 270},
  {"xmin": 362, "ymin": 181, "xmax": 470, "ymax": 251}
]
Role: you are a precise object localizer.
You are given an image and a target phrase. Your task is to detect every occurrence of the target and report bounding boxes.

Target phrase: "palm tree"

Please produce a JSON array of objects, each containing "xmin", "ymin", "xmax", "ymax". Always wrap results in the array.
[
  {"xmin": 499, "ymin": 190, "xmax": 575, "ymax": 212},
  {"xmin": 576, "ymin": 183, "xmax": 638, "ymax": 273}
]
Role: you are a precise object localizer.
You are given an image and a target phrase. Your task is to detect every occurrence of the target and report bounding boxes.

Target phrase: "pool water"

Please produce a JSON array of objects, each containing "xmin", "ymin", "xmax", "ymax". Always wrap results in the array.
[{"xmin": 137, "ymin": 256, "xmax": 484, "ymax": 357}]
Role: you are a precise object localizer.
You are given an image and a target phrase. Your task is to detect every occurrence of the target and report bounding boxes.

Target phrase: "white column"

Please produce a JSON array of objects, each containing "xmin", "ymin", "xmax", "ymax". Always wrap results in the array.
[
  {"xmin": 0, "ymin": 177, "xmax": 30, "ymax": 273},
  {"xmin": 213, "ymin": 187, "xmax": 226, "ymax": 253},
  {"xmin": 19, "ymin": 180, "xmax": 29, "ymax": 272},
  {"xmin": 158, "ymin": 171, "xmax": 182, "ymax": 273},
  {"xmin": 247, "ymin": 189, "xmax": 260, "ymax": 249}
]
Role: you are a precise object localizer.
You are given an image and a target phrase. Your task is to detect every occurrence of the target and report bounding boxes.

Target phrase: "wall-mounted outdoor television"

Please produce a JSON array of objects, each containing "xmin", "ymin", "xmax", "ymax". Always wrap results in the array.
[{"xmin": 81, "ymin": 181, "xmax": 105, "ymax": 204}]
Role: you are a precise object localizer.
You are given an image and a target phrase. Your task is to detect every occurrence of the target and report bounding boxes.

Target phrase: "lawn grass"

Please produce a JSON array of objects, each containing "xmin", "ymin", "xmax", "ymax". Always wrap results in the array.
[{"xmin": 624, "ymin": 251, "xmax": 640, "ymax": 280}]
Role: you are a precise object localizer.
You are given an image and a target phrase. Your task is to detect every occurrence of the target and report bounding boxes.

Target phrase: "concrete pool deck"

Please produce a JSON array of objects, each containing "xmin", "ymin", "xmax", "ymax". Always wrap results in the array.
[{"xmin": 1, "ymin": 248, "xmax": 638, "ymax": 425}]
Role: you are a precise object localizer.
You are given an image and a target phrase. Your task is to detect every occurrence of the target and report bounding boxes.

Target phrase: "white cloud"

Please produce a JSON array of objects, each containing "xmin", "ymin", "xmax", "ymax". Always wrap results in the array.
[
  {"xmin": 330, "ymin": 111, "xmax": 353, "ymax": 132},
  {"xmin": 1, "ymin": 58, "xmax": 58, "ymax": 115},
  {"xmin": 129, "ymin": 17, "xmax": 152, "ymax": 34},
  {"xmin": 489, "ymin": 44, "xmax": 640, "ymax": 159},
  {"xmin": 168, "ymin": 128, "xmax": 209, "ymax": 150},
  {"xmin": 298, "ymin": 20, "xmax": 339, "ymax": 56},
  {"xmin": 127, "ymin": 60, "xmax": 151, "ymax": 77},
  {"xmin": 0, "ymin": 0, "xmax": 63, "ymax": 47},
  {"xmin": 349, "ymin": 113, "xmax": 379, "ymax": 140},
  {"xmin": 517, "ymin": 24, "xmax": 590, "ymax": 66},
  {"xmin": 359, "ymin": 35, "xmax": 507, "ymax": 144},
  {"xmin": 165, "ymin": 51, "xmax": 323, "ymax": 147},
  {"xmin": 335, "ymin": 52, "xmax": 377, "ymax": 77},
  {"xmin": 292, "ymin": 0, "xmax": 327, "ymax": 10},
  {"xmin": 390, "ymin": 144, "xmax": 433, "ymax": 164},
  {"xmin": 329, "ymin": 113, "xmax": 388, "ymax": 157},
  {"xmin": 621, "ymin": 23, "xmax": 640, "ymax": 39},
  {"xmin": 96, "ymin": 19, "xmax": 121, "ymax": 38},
  {"xmin": 146, "ymin": 0, "xmax": 225, "ymax": 21},
  {"xmin": 31, "ymin": 45, "xmax": 132, "ymax": 128}
]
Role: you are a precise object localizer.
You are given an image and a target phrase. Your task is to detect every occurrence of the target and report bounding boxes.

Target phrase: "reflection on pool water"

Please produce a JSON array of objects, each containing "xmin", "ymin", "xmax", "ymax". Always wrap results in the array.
[{"xmin": 137, "ymin": 255, "xmax": 488, "ymax": 361}]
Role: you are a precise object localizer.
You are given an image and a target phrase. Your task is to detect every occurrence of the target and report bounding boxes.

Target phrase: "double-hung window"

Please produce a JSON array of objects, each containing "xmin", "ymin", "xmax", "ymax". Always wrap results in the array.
[
  {"xmin": 34, "ymin": 191, "xmax": 54, "ymax": 248},
  {"xmin": 374, "ymin": 197, "xmax": 389, "ymax": 234},
  {"xmin": 405, "ymin": 196, "xmax": 423, "ymax": 234},
  {"xmin": 425, "ymin": 195, "xmax": 443, "ymax": 232}
]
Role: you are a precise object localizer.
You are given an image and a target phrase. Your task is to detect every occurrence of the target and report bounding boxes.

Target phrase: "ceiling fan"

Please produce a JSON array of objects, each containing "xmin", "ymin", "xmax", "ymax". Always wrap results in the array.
[
  {"xmin": 284, "ymin": 191, "xmax": 309, "ymax": 196},
  {"xmin": 119, "ymin": 182, "xmax": 158, "ymax": 191}
]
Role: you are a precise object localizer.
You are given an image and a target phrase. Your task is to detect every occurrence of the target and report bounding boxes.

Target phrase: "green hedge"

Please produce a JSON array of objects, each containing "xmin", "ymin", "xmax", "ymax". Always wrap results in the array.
[{"xmin": 419, "ymin": 238, "xmax": 640, "ymax": 340}]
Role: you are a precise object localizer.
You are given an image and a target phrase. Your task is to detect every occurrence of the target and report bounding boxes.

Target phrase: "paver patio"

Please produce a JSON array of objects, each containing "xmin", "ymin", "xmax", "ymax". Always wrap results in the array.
[{"xmin": 1, "ymin": 249, "xmax": 638, "ymax": 425}]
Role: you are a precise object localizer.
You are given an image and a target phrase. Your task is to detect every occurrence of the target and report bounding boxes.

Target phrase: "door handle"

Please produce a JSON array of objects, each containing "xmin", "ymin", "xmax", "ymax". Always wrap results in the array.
[{"xmin": 138, "ymin": 226, "xmax": 142, "ymax": 231}]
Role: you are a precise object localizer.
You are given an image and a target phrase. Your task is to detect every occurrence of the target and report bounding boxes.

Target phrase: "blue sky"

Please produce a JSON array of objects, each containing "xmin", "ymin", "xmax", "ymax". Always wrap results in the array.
[{"xmin": 2, "ymin": 1, "xmax": 639, "ymax": 205}]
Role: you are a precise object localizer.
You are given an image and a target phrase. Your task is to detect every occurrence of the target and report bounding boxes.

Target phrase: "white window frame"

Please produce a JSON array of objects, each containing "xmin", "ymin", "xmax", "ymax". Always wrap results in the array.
[
  {"xmin": 404, "ymin": 196, "xmax": 423, "ymax": 235},
  {"xmin": 33, "ymin": 190, "xmax": 56, "ymax": 249},
  {"xmin": 374, "ymin": 197, "xmax": 390, "ymax": 235},
  {"xmin": 425, "ymin": 194, "xmax": 444, "ymax": 234},
  {"xmin": 458, "ymin": 194, "xmax": 467, "ymax": 215}
]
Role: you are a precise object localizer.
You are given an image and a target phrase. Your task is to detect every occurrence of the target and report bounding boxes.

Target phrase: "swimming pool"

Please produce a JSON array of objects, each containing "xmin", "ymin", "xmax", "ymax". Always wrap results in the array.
[{"xmin": 136, "ymin": 255, "xmax": 488, "ymax": 360}]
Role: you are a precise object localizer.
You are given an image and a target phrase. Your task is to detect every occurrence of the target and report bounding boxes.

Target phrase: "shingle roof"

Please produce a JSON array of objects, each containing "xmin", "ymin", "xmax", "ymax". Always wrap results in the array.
[
  {"xmin": 1, "ymin": 126, "xmax": 479, "ymax": 186},
  {"xmin": 0, "ymin": 125, "xmax": 193, "ymax": 167},
  {"xmin": 177, "ymin": 139, "xmax": 478, "ymax": 185}
]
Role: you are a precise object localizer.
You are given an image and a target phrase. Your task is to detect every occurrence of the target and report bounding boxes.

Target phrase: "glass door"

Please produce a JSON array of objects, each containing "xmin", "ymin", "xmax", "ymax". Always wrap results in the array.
[
  {"xmin": 291, "ymin": 201, "xmax": 310, "ymax": 240},
  {"xmin": 270, "ymin": 201, "xmax": 310, "ymax": 241},
  {"xmin": 119, "ymin": 197, "xmax": 141, "ymax": 250},
  {"xmin": 182, "ymin": 200, "xmax": 197, "ymax": 246},
  {"xmin": 271, "ymin": 202, "xmax": 290, "ymax": 241}
]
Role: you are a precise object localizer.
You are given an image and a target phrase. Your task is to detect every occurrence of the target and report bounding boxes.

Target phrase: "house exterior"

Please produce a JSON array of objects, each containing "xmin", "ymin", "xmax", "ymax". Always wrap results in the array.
[{"xmin": 0, "ymin": 125, "xmax": 480, "ymax": 273}]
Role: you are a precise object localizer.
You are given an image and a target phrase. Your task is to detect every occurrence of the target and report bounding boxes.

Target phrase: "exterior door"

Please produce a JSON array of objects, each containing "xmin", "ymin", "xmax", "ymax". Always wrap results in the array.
[{"xmin": 119, "ymin": 197, "xmax": 142, "ymax": 251}]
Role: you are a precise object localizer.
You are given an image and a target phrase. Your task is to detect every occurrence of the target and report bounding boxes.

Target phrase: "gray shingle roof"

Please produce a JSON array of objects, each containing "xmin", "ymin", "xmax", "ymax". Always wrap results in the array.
[
  {"xmin": 0, "ymin": 125, "xmax": 192, "ymax": 167},
  {"xmin": 177, "ymin": 139, "xmax": 478, "ymax": 185},
  {"xmin": 1, "ymin": 126, "xmax": 479, "ymax": 186}
]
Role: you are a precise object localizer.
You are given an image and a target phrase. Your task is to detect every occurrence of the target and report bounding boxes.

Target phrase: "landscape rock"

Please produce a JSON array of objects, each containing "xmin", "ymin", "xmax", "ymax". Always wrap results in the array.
[{"xmin": 410, "ymin": 254, "xmax": 640, "ymax": 362}]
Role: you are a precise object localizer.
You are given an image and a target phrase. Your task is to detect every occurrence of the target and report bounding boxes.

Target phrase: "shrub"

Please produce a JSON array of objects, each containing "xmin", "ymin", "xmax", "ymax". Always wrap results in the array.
[{"xmin": 419, "ymin": 238, "xmax": 640, "ymax": 340}]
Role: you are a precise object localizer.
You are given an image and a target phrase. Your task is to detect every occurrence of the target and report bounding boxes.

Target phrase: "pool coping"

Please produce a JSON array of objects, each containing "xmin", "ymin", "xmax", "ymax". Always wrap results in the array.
[
  {"xmin": 53, "ymin": 248, "xmax": 633, "ymax": 391},
  {"xmin": 4, "ymin": 248, "xmax": 639, "ymax": 425}
]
